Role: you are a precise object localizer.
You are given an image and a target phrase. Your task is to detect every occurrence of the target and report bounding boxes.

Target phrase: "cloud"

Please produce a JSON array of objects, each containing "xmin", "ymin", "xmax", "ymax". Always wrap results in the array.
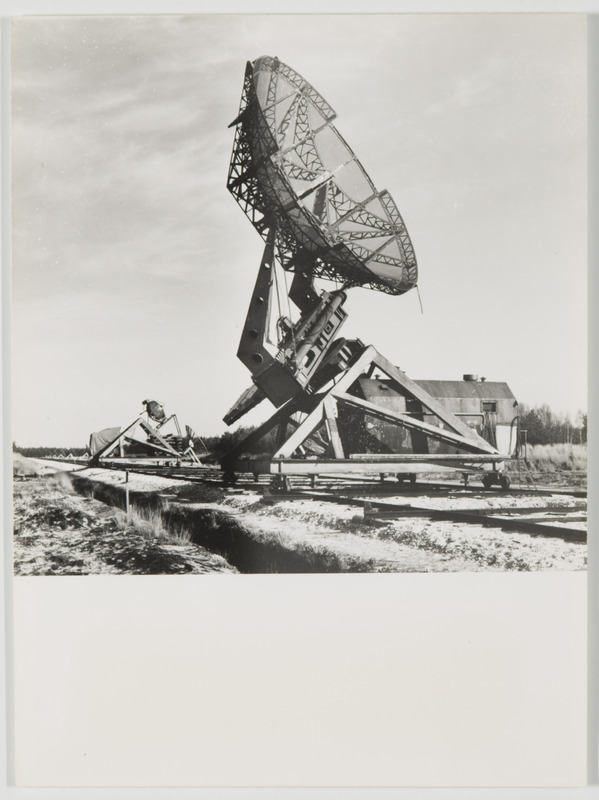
[{"xmin": 10, "ymin": 14, "xmax": 587, "ymax": 445}]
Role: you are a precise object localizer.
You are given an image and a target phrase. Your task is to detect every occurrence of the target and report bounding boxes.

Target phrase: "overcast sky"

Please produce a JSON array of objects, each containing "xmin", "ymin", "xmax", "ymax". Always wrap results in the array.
[{"xmin": 11, "ymin": 13, "xmax": 587, "ymax": 447}]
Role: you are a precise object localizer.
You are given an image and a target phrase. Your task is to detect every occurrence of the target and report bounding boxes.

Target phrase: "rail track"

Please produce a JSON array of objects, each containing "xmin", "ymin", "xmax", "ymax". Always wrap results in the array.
[
  {"xmin": 43, "ymin": 458, "xmax": 587, "ymax": 545},
  {"xmin": 54, "ymin": 458, "xmax": 586, "ymax": 494},
  {"xmin": 269, "ymin": 490, "xmax": 587, "ymax": 544}
]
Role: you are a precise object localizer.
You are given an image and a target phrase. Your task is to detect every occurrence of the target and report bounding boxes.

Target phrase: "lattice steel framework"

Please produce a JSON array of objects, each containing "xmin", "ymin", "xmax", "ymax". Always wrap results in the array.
[{"xmin": 227, "ymin": 57, "xmax": 418, "ymax": 296}]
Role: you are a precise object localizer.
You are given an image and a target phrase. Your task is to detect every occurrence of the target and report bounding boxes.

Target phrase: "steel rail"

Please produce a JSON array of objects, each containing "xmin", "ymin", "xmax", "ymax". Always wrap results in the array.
[{"xmin": 261, "ymin": 489, "xmax": 586, "ymax": 544}]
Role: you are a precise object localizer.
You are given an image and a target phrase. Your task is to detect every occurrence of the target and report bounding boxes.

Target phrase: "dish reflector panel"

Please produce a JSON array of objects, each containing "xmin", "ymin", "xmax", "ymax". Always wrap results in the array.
[{"xmin": 227, "ymin": 56, "xmax": 418, "ymax": 296}]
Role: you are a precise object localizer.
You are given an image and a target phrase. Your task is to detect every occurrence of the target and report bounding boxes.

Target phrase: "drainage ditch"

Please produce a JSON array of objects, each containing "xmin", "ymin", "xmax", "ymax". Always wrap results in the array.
[{"xmin": 69, "ymin": 474, "xmax": 345, "ymax": 573}]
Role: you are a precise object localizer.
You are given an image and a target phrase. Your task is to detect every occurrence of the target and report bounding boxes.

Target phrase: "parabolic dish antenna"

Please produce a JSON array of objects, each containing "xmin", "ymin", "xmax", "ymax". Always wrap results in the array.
[{"xmin": 227, "ymin": 56, "xmax": 418, "ymax": 296}]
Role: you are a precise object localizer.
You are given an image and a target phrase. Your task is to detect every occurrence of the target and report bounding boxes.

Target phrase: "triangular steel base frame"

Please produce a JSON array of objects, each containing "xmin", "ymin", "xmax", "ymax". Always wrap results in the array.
[
  {"xmin": 91, "ymin": 415, "xmax": 184, "ymax": 465},
  {"xmin": 222, "ymin": 344, "xmax": 508, "ymax": 479}
]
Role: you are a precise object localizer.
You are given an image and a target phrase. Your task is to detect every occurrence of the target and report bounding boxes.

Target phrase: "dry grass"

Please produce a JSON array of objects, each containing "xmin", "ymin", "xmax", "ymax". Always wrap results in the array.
[
  {"xmin": 46, "ymin": 470, "xmax": 76, "ymax": 492},
  {"xmin": 525, "ymin": 443, "xmax": 587, "ymax": 472},
  {"xmin": 115, "ymin": 506, "xmax": 192, "ymax": 545},
  {"xmin": 13, "ymin": 453, "xmax": 41, "ymax": 477},
  {"xmin": 13, "ymin": 474, "xmax": 235, "ymax": 575}
]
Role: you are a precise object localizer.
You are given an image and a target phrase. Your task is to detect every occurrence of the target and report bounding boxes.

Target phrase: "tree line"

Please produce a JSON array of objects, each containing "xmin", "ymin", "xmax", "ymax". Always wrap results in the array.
[
  {"xmin": 13, "ymin": 445, "xmax": 88, "ymax": 458},
  {"xmin": 199, "ymin": 426, "xmax": 278, "ymax": 462},
  {"xmin": 518, "ymin": 404, "xmax": 587, "ymax": 446}
]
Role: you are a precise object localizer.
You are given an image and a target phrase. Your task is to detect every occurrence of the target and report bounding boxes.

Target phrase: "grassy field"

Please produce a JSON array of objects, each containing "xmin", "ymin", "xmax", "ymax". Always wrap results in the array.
[{"xmin": 524, "ymin": 443, "xmax": 587, "ymax": 472}]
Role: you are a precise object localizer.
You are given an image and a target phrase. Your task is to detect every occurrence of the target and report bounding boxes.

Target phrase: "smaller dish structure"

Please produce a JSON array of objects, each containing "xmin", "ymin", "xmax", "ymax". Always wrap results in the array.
[
  {"xmin": 222, "ymin": 56, "xmax": 519, "ymax": 489},
  {"xmin": 89, "ymin": 399, "xmax": 203, "ymax": 466}
]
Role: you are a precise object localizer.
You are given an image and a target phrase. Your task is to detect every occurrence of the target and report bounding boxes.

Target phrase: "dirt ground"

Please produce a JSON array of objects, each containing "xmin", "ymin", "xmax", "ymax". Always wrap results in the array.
[{"xmin": 12, "ymin": 458, "xmax": 587, "ymax": 574}]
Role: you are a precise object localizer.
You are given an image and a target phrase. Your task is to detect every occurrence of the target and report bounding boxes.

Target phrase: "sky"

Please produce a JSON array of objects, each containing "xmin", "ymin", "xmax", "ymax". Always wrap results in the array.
[{"xmin": 10, "ymin": 13, "xmax": 587, "ymax": 447}]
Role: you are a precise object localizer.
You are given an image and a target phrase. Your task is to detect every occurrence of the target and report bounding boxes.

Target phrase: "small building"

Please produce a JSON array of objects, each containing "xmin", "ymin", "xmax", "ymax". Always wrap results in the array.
[{"xmin": 338, "ymin": 375, "xmax": 518, "ymax": 457}]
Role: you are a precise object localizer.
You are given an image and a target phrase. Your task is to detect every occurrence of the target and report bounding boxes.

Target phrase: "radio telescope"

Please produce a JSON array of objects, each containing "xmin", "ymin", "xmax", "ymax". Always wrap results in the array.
[{"xmin": 222, "ymin": 57, "xmax": 517, "ymax": 490}]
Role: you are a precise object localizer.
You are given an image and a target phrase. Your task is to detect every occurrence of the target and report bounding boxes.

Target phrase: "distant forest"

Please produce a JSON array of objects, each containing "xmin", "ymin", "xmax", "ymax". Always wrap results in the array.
[
  {"xmin": 14, "ymin": 403, "xmax": 587, "ymax": 460},
  {"xmin": 518, "ymin": 404, "xmax": 586, "ymax": 446}
]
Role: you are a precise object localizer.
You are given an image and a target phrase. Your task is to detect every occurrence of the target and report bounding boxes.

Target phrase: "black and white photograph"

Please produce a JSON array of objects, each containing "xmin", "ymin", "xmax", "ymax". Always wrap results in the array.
[
  {"xmin": 11, "ymin": 14, "xmax": 587, "ymax": 575},
  {"xmin": 6, "ymin": 10, "xmax": 590, "ymax": 790}
]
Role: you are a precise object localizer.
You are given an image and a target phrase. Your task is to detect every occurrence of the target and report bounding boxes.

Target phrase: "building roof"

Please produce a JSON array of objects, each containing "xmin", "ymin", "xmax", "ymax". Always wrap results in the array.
[{"xmin": 414, "ymin": 380, "xmax": 516, "ymax": 401}]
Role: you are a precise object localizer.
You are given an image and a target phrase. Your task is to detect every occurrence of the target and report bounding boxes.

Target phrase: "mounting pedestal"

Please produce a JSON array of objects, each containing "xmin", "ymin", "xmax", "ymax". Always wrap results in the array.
[{"xmin": 222, "ymin": 341, "xmax": 509, "ymax": 485}]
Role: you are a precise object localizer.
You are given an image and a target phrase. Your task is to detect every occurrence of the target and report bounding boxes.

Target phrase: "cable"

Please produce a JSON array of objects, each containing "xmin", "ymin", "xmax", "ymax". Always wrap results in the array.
[
  {"xmin": 272, "ymin": 255, "xmax": 283, "ymax": 321},
  {"xmin": 281, "ymin": 265, "xmax": 297, "ymax": 358}
]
